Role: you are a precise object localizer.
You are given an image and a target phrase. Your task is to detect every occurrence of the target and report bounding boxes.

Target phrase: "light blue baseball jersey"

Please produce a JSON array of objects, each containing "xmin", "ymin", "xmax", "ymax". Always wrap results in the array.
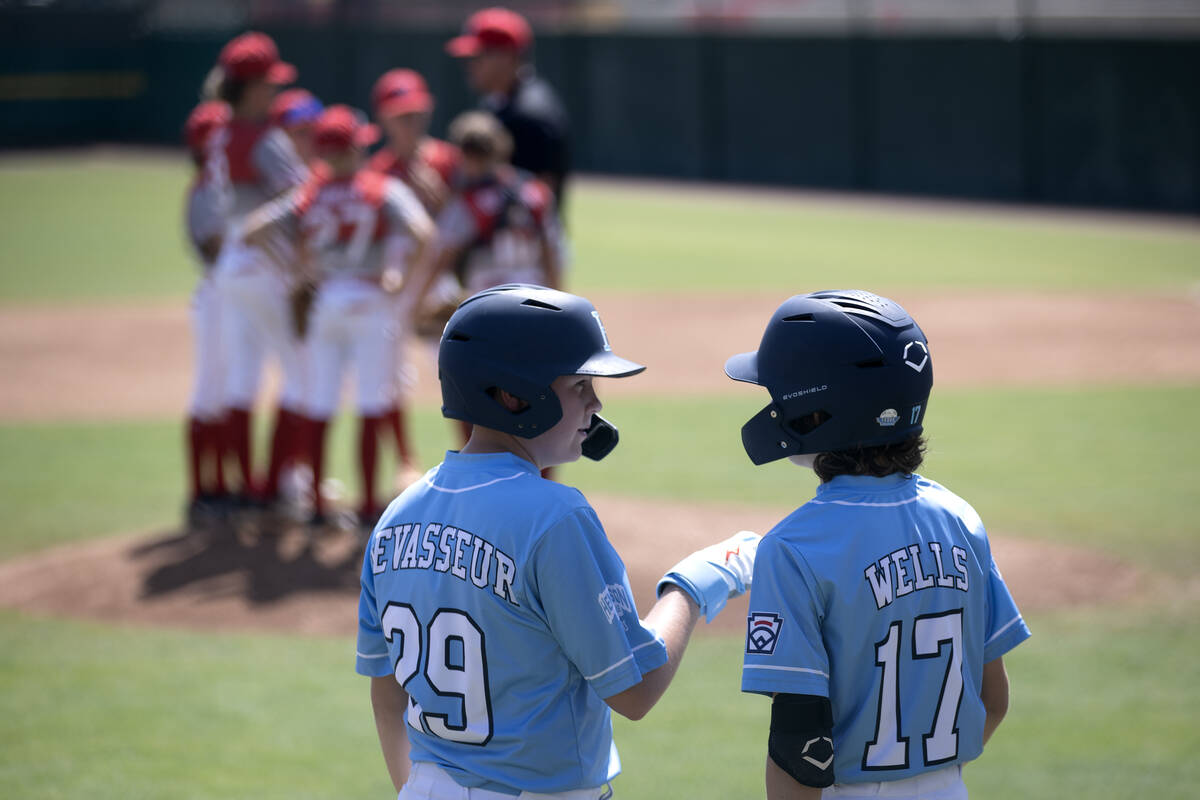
[
  {"xmin": 357, "ymin": 451, "xmax": 668, "ymax": 795},
  {"xmin": 742, "ymin": 473, "xmax": 1030, "ymax": 784}
]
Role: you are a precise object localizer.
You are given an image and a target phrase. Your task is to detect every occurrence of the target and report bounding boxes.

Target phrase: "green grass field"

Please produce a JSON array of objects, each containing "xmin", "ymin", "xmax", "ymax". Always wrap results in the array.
[{"xmin": 1, "ymin": 153, "xmax": 1198, "ymax": 799}]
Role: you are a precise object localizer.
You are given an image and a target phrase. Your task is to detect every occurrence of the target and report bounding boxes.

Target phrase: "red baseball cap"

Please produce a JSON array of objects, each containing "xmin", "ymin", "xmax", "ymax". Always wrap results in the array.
[
  {"xmin": 184, "ymin": 100, "xmax": 230, "ymax": 155},
  {"xmin": 219, "ymin": 31, "xmax": 297, "ymax": 85},
  {"xmin": 314, "ymin": 105, "xmax": 381, "ymax": 153},
  {"xmin": 445, "ymin": 7, "xmax": 532, "ymax": 57},
  {"xmin": 270, "ymin": 88, "xmax": 323, "ymax": 129},
  {"xmin": 372, "ymin": 69, "xmax": 434, "ymax": 118}
]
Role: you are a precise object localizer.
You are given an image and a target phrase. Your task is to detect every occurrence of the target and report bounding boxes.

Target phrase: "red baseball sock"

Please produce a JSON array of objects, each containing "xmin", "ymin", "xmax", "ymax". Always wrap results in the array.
[
  {"xmin": 186, "ymin": 417, "xmax": 204, "ymax": 502},
  {"xmin": 226, "ymin": 407, "xmax": 255, "ymax": 496},
  {"xmin": 387, "ymin": 407, "xmax": 416, "ymax": 467},
  {"xmin": 358, "ymin": 414, "xmax": 383, "ymax": 515},
  {"xmin": 308, "ymin": 418, "xmax": 330, "ymax": 516},
  {"xmin": 212, "ymin": 421, "xmax": 228, "ymax": 495},
  {"xmin": 262, "ymin": 407, "xmax": 303, "ymax": 500}
]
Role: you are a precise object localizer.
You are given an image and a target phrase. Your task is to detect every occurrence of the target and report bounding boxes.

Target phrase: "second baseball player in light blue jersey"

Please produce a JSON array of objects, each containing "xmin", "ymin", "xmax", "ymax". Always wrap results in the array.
[
  {"xmin": 743, "ymin": 473, "xmax": 1029, "ymax": 783},
  {"xmin": 358, "ymin": 285, "xmax": 760, "ymax": 798},
  {"xmin": 357, "ymin": 452, "xmax": 665, "ymax": 793},
  {"xmin": 726, "ymin": 290, "xmax": 1029, "ymax": 799}
]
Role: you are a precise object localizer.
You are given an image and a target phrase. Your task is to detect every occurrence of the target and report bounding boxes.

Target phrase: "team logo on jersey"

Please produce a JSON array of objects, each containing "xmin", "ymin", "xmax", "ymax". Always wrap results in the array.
[
  {"xmin": 597, "ymin": 583, "xmax": 633, "ymax": 629},
  {"xmin": 746, "ymin": 612, "xmax": 783, "ymax": 655},
  {"xmin": 876, "ymin": 408, "xmax": 899, "ymax": 427},
  {"xmin": 903, "ymin": 340, "xmax": 929, "ymax": 372},
  {"xmin": 591, "ymin": 310, "xmax": 613, "ymax": 352}
]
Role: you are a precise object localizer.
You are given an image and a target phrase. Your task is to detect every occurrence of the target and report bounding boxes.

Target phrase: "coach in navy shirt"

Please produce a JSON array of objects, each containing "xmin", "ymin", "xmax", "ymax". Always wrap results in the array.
[{"xmin": 446, "ymin": 7, "xmax": 570, "ymax": 207}]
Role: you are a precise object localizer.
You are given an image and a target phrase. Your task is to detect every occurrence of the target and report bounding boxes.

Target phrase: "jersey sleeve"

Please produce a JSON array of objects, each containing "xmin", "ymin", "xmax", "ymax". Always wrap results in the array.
[
  {"xmin": 253, "ymin": 128, "xmax": 309, "ymax": 196},
  {"xmin": 356, "ymin": 541, "xmax": 394, "ymax": 677},
  {"xmin": 186, "ymin": 182, "xmax": 227, "ymax": 261},
  {"xmin": 982, "ymin": 554, "xmax": 1031, "ymax": 662},
  {"xmin": 244, "ymin": 188, "xmax": 301, "ymax": 244},
  {"xmin": 527, "ymin": 507, "xmax": 668, "ymax": 699},
  {"xmin": 742, "ymin": 533, "xmax": 831, "ymax": 698},
  {"xmin": 434, "ymin": 197, "xmax": 478, "ymax": 252},
  {"xmin": 383, "ymin": 178, "xmax": 433, "ymax": 236}
]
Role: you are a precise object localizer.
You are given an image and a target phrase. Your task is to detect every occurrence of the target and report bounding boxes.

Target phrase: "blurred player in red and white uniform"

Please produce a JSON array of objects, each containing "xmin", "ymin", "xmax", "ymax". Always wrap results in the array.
[
  {"xmin": 245, "ymin": 106, "xmax": 433, "ymax": 529},
  {"xmin": 182, "ymin": 99, "xmax": 232, "ymax": 525},
  {"xmin": 369, "ymin": 68, "xmax": 462, "ymax": 484},
  {"xmin": 270, "ymin": 87, "xmax": 323, "ymax": 165},
  {"xmin": 369, "ymin": 68, "xmax": 460, "ymax": 215},
  {"xmin": 409, "ymin": 110, "xmax": 561, "ymax": 307},
  {"xmin": 207, "ymin": 32, "xmax": 311, "ymax": 507}
]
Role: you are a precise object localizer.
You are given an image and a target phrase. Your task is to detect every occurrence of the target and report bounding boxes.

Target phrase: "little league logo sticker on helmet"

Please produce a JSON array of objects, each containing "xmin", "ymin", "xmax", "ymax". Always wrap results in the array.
[
  {"xmin": 876, "ymin": 408, "xmax": 899, "ymax": 427},
  {"xmin": 903, "ymin": 340, "xmax": 929, "ymax": 372},
  {"xmin": 747, "ymin": 612, "xmax": 783, "ymax": 655},
  {"xmin": 591, "ymin": 310, "xmax": 612, "ymax": 352}
]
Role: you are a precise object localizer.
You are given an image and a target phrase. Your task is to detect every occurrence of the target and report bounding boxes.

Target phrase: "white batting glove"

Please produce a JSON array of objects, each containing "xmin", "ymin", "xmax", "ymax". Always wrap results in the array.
[{"xmin": 657, "ymin": 531, "xmax": 761, "ymax": 623}]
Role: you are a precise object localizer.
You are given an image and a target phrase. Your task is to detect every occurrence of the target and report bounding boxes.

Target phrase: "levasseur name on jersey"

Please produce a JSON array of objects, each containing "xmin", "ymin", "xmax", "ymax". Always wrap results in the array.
[
  {"xmin": 864, "ymin": 541, "xmax": 969, "ymax": 611},
  {"xmin": 370, "ymin": 522, "xmax": 519, "ymax": 606}
]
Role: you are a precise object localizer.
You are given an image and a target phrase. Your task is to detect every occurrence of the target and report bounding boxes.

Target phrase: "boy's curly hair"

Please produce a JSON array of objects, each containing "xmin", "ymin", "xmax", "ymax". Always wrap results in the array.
[{"xmin": 813, "ymin": 435, "xmax": 927, "ymax": 483}]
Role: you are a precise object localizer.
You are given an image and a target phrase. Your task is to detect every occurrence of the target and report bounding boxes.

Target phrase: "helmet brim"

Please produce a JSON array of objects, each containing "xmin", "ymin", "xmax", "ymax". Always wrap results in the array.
[
  {"xmin": 724, "ymin": 351, "xmax": 760, "ymax": 385},
  {"xmin": 576, "ymin": 351, "xmax": 645, "ymax": 378}
]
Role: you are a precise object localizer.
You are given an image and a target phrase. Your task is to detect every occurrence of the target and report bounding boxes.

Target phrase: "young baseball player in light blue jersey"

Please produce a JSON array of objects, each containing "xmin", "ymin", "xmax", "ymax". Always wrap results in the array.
[
  {"xmin": 356, "ymin": 284, "xmax": 759, "ymax": 799},
  {"xmin": 726, "ymin": 291, "xmax": 1030, "ymax": 800}
]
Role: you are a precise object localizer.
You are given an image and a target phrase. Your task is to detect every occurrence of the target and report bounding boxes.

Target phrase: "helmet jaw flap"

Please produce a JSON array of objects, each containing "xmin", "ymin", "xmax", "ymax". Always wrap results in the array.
[
  {"xmin": 438, "ymin": 284, "xmax": 644, "ymax": 441},
  {"xmin": 728, "ymin": 291, "xmax": 933, "ymax": 465}
]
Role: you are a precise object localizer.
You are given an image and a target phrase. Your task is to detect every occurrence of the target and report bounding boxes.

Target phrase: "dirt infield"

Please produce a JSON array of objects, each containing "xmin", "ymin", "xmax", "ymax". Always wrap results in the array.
[
  {"xmin": 0, "ymin": 288, "xmax": 1177, "ymax": 634},
  {"xmin": 2, "ymin": 289, "xmax": 1198, "ymax": 422},
  {"xmin": 0, "ymin": 493, "xmax": 1143, "ymax": 637}
]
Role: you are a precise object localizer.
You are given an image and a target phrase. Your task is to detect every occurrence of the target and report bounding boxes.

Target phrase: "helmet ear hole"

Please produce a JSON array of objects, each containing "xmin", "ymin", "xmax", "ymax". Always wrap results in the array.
[
  {"xmin": 486, "ymin": 386, "xmax": 531, "ymax": 413},
  {"xmin": 788, "ymin": 410, "xmax": 832, "ymax": 436}
]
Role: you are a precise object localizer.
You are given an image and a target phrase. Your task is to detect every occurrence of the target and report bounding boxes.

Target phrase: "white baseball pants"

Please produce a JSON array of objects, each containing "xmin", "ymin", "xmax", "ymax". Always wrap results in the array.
[
  {"xmin": 822, "ymin": 765, "xmax": 966, "ymax": 799},
  {"xmin": 188, "ymin": 273, "xmax": 225, "ymax": 420},
  {"xmin": 398, "ymin": 761, "xmax": 613, "ymax": 800},
  {"xmin": 213, "ymin": 240, "xmax": 308, "ymax": 411},
  {"xmin": 307, "ymin": 278, "xmax": 402, "ymax": 419}
]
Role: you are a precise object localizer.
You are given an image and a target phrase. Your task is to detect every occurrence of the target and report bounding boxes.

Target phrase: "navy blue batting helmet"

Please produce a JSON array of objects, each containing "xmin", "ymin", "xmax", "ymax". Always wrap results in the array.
[
  {"xmin": 725, "ymin": 290, "xmax": 933, "ymax": 465},
  {"xmin": 439, "ymin": 284, "xmax": 644, "ymax": 443}
]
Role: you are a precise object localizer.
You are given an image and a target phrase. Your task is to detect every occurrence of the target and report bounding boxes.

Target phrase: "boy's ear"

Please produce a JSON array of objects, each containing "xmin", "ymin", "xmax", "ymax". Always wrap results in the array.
[{"xmin": 495, "ymin": 389, "xmax": 529, "ymax": 413}]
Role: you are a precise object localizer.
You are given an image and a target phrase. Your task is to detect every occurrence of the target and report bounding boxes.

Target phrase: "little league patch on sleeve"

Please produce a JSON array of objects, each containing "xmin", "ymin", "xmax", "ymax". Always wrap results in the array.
[
  {"xmin": 597, "ymin": 583, "xmax": 633, "ymax": 630},
  {"xmin": 746, "ymin": 612, "xmax": 783, "ymax": 655}
]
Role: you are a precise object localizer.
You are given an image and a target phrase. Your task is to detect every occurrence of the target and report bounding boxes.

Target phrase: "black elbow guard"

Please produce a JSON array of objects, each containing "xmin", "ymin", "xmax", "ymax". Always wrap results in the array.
[{"xmin": 768, "ymin": 693, "xmax": 835, "ymax": 789}]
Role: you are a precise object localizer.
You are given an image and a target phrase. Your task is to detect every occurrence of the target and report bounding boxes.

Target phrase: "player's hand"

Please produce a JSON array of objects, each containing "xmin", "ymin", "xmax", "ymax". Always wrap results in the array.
[{"xmin": 657, "ymin": 531, "xmax": 761, "ymax": 623}]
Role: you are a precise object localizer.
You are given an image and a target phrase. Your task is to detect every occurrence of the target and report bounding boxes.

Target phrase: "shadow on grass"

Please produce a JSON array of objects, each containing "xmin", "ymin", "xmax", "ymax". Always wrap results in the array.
[{"xmin": 134, "ymin": 516, "xmax": 363, "ymax": 607}]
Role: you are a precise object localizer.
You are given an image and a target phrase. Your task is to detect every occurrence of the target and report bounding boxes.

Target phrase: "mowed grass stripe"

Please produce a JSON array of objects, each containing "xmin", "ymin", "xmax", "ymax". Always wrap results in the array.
[
  {"xmin": 2, "ymin": 159, "xmax": 1199, "ymax": 302},
  {"xmin": 1, "ymin": 608, "xmax": 1196, "ymax": 799},
  {"xmin": 1, "ymin": 385, "xmax": 1196, "ymax": 573}
]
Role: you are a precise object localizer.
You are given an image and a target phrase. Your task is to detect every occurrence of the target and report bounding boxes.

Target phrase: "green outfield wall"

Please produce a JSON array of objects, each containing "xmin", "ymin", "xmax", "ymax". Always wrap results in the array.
[{"xmin": 2, "ymin": 15, "xmax": 1196, "ymax": 212}]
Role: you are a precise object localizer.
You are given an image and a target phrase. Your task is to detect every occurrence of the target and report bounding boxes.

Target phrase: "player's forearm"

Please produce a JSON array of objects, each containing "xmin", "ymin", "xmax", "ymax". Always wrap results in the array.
[
  {"xmin": 370, "ymin": 677, "xmax": 412, "ymax": 791},
  {"xmin": 980, "ymin": 656, "xmax": 1010, "ymax": 745},
  {"xmin": 606, "ymin": 586, "xmax": 700, "ymax": 720},
  {"xmin": 765, "ymin": 756, "xmax": 823, "ymax": 800}
]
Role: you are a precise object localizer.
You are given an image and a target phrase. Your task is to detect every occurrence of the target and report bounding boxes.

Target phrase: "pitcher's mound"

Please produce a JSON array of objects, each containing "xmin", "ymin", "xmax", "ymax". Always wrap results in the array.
[{"xmin": 0, "ymin": 494, "xmax": 1143, "ymax": 638}]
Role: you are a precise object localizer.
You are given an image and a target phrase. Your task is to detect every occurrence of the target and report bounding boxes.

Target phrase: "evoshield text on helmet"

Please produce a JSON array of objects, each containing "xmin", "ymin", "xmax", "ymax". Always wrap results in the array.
[
  {"xmin": 438, "ymin": 284, "xmax": 643, "ymax": 458},
  {"xmin": 725, "ymin": 290, "xmax": 933, "ymax": 465}
]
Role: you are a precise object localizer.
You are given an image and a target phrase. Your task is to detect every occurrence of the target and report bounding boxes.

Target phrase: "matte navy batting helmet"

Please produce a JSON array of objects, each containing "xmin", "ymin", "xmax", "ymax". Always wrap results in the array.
[
  {"xmin": 725, "ymin": 290, "xmax": 933, "ymax": 465},
  {"xmin": 439, "ymin": 284, "xmax": 644, "ymax": 444}
]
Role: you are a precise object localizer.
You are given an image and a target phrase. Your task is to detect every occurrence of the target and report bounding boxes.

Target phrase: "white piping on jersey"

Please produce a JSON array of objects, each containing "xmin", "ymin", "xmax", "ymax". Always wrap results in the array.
[
  {"xmin": 584, "ymin": 640, "xmax": 661, "ymax": 682},
  {"xmin": 809, "ymin": 496, "xmax": 922, "ymax": 508},
  {"xmin": 357, "ymin": 651, "xmax": 389, "ymax": 660},
  {"xmin": 423, "ymin": 471, "xmax": 528, "ymax": 494},
  {"xmin": 743, "ymin": 664, "xmax": 830, "ymax": 679},
  {"xmin": 984, "ymin": 614, "xmax": 1023, "ymax": 646}
]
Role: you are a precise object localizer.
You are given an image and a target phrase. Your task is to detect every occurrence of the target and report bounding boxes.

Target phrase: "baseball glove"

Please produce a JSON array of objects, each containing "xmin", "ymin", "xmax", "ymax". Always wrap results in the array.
[{"xmin": 290, "ymin": 281, "xmax": 317, "ymax": 339}]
